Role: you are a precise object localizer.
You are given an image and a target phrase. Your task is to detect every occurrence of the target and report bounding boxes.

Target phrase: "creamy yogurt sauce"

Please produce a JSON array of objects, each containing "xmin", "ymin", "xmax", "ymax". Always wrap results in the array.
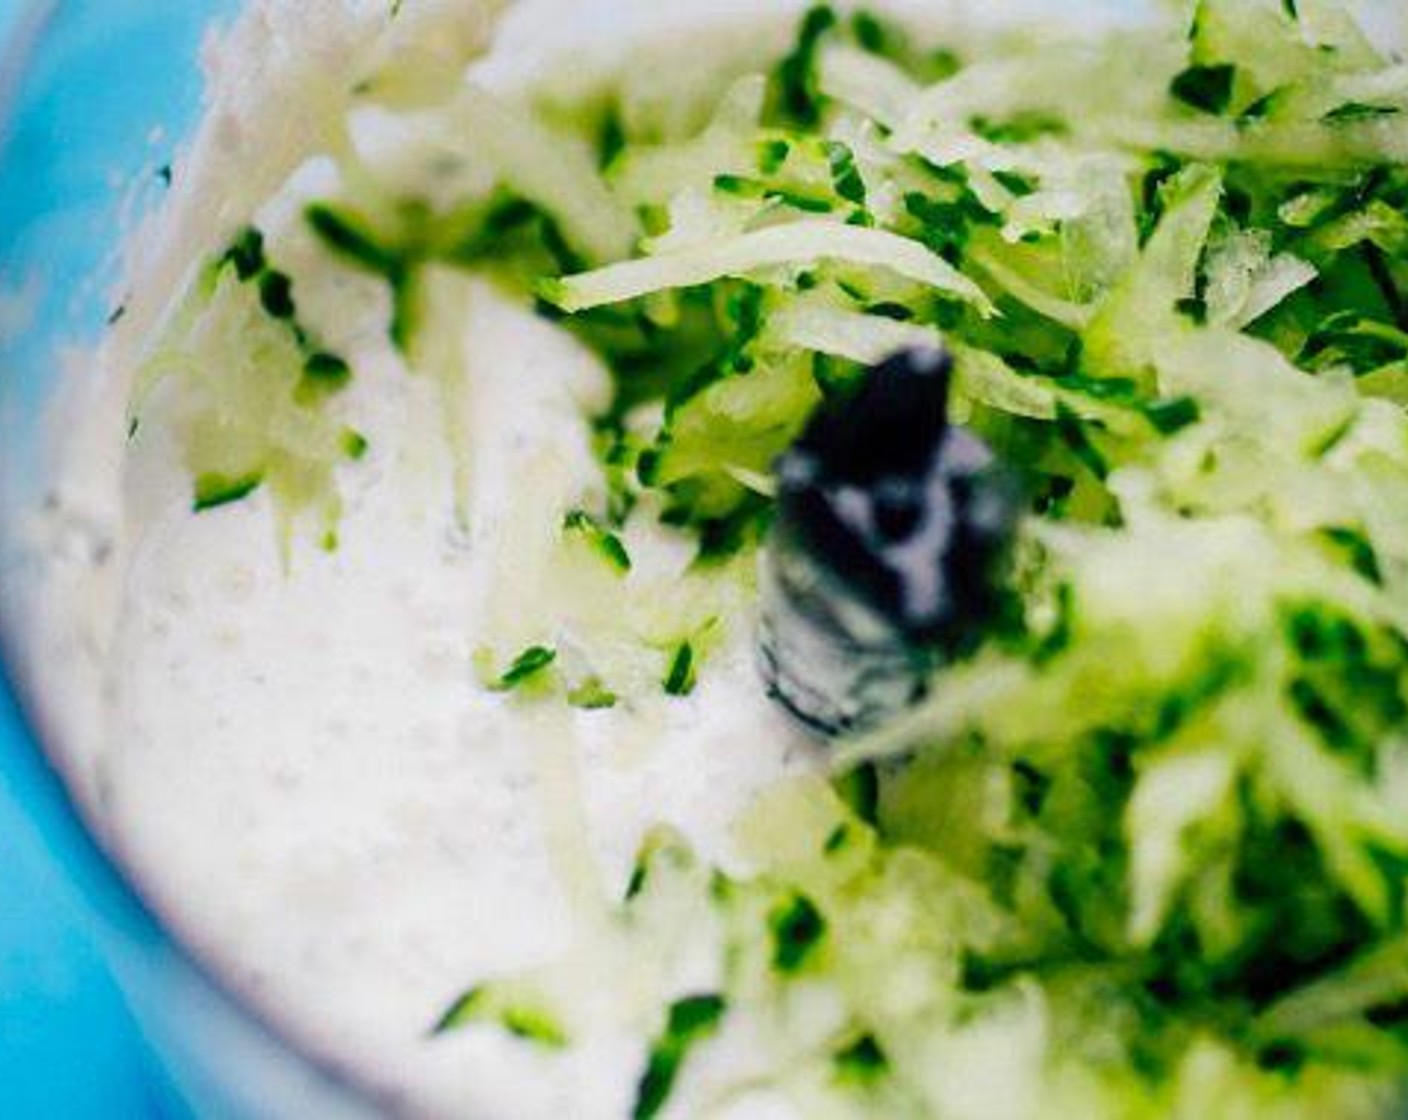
[
  {"xmin": 94, "ymin": 283, "xmax": 812, "ymax": 1118},
  {"xmin": 20, "ymin": 4, "xmax": 826, "ymax": 1115},
  {"xmin": 33, "ymin": 190, "xmax": 815, "ymax": 1116}
]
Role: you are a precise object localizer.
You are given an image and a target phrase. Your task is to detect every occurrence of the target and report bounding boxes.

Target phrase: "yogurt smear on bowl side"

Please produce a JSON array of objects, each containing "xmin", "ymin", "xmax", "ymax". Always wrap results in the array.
[{"xmin": 21, "ymin": 1, "xmax": 1408, "ymax": 1118}]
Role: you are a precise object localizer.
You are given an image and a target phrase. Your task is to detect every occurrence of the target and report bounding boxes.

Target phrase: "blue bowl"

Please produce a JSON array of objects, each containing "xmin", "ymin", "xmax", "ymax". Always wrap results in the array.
[{"xmin": 0, "ymin": 5, "xmax": 371, "ymax": 1115}]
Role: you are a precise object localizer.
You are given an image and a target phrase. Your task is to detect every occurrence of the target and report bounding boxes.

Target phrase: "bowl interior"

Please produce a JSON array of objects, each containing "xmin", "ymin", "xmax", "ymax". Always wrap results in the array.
[{"xmin": 1, "ymin": 1, "xmax": 1404, "ymax": 1115}]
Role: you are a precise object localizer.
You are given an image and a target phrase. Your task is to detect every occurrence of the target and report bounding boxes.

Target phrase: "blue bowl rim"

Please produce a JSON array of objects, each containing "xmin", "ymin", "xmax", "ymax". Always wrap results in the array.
[{"xmin": 0, "ymin": 4, "xmax": 376, "ymax": 1112}]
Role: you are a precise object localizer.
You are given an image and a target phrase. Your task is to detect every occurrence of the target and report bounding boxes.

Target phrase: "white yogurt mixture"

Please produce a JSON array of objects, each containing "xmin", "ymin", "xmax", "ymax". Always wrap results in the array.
[
  {"xmin": 20, "ymin": 3, "xmax": 826, "ymax": 1115},
  {"xmin": 99, "ymin": 293, "xmax": 818, "ymax": 1119}
]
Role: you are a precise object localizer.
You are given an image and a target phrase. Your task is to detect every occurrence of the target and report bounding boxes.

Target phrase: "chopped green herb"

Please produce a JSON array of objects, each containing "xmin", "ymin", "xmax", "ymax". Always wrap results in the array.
[
  {"xmin": 431, "ymin": 986, "xmax": 487, "ymax": 1035},
  {"xmin": 1323, "ymin": 103, "xmax": 1401, "ymax": 126},
  {"xmin": 903, "ymin": 188, "xmax": 996, "ymax": 263},
  {"xmin": 222, "ymin": 226, "xmax": 266, "ymax": 282},
  {"xmin": 501, "ymin": 1006, "xmax": 569, "ymax": 1048},
  {"xmin": 663, "ymin": 643, "xmax": 697, "ymax": 697},
  {"xmin": 1144, "ymin": 395, "xmax": 1201, "ymax": 434},
  {"xmin": 567, "ymin": 677, "xmax": 618, "ymax": 711},
  {"xmin": 825, "ymin": 141, "xmax": 867, "ymax": 207},
  {"xmin": 770, "ymin": 892, "xmax": 827, "ymax": 972},
  {"xmin": 712, "ymin": 172, "xmax": 762, "ymax": 197},
  {"xmin": 850, "ymin": 10, "xmax": 888, "ymax": 54},
  {"xmin": 835, "ymin": 763, "xmax": 880, "ymax": 826},
  {"xmin": 1319, "ymin": 527, "xmax": 1382, "ymax": 585},
  {"xmin": 927, "ymin": 47, "xmax": 962, "ymax": 81},
  {"xmin": 758, "ymin": 138, "xmax": 791, "ymax": 175},
  {"xmin": 866, "ymin": 301, "xmax": 915, "ymax": 321},
  {"xmin": 1170, "ymin": 64, "xmax": 1237, "ymax": 116},
  {"xmin": 431, "ymin": 985, "xmax": 568, "ymax": 1048},
  {"xmin": 624, "ymin": 827, "xmax": 692, "ymax": 902},
  {"xmin": 834, "ymin": 1034, "xmax": 889, "ymax": 1087},
  {"xmin": 633, "ymin": 995, "xmax": 727, "ymax": 1120},
  {"xmin": 598, "ymin": 109, "xmax": 627, "ymax": 171},
  {"xmin": 341, "ymin": 429, "xmax": 370, "ymax": 461},
  {"xmin": 1138, "ymin": 151, "xmax": 1186, "ymax": 242},
  {"xmin": 991, "ymin": 169, "xmax": 1038, "ymax": 198},
  {"xmin": 1054, "ymin": 405, "xmax": 1110, "ymax": 481},
  {"xmin": 193, "ymin": 472, "xmax": 264, "ymax": 513},
  {"xmin": 694, "ymin": 498, "xmax": 772, "ymax": 564},
  {"xmin": 296, "ymin": 353, "xmax": 353, "ymax": 406},
  {"xmin": 713, "ymin": 174, "xmax": 835, "ymax": 214},
  {"xmin": 305, "ymin": 203, "xmax": 403, "ymax": 277},
  {"xmin": 1301, "ymin": 310, "xmax": 1408, "ymax": 374},
  {"xmin": 970, "ymin": 112, "xmax": 1069, "ymax": 144},
  {"xmin": 772, "ymin": 5, "xmax": 839, "ymax": 127},
  {"xmin": 1363, "ymin": 245, "xmax": 1408, "ymax": 332},
  {"xmin": 635, "ymin": 445, "xmax": 663, "ymax": 487},
  {"xmin": 497, "ymin": 646, "xmax": 558, "ymax": 690},
  {"xmin": 1175, "ymin": 294, "xmax": 1208, "ymax": 324},
  {"xmin": 258, "ymin": 270, "xmax": 297, "ymax": 320},
  {"xmin": 538, "ymin": 213, "xmax": 586, "ymax": 274},
  {"xmin": 564, "ymin": 510, "xmax": 632, "ymax": 573},
  {"xmin": 1238, "ymin": 90, "xmax": 1281, "ymax": 125},
  {"xmin": 823, "ymin": 823, "xmax": 852, "ymax": 854}
]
